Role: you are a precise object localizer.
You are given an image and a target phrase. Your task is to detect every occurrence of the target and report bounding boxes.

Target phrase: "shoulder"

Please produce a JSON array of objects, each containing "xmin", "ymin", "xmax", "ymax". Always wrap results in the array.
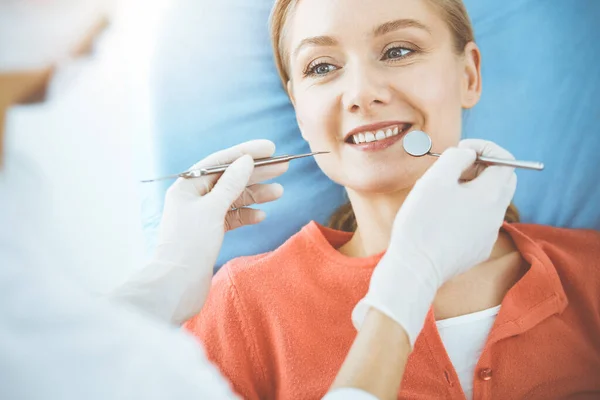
[
  {"xmin": 216, "ymin": 223, "xmax": 323, "ymax": 289},
  {"xmin": 511, "ymin": 223, "xmax": 600, "ymax": 250},
  {"xmin": 191, "ymin": 223, "xmax": 322, "ymax": 322},
  {"xmin": 509, "ymin": 223, "xmax": 600, "ymax": 259}
]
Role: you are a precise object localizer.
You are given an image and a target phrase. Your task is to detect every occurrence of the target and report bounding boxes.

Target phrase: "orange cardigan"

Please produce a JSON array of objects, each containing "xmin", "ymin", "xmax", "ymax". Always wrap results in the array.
[{"xmin": 186, "ymin": 222, "xmax": 600, "ymax": 399}]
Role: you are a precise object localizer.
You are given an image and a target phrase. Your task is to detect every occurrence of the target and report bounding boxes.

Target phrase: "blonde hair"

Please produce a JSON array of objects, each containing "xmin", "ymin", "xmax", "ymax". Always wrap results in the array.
[{"xmin": 269, "ymin": 0, "xmax": 520, "ymax": 231}]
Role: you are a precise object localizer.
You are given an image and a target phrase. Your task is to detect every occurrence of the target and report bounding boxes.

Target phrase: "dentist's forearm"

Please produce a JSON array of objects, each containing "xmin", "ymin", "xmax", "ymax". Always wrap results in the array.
[
  {"xmin": 330, "ymin": 308, "xmax": 411, "ymax": 400},
  {"xmin": 108, "ymin": 258, "xmax": 211, "ymax": 326}
]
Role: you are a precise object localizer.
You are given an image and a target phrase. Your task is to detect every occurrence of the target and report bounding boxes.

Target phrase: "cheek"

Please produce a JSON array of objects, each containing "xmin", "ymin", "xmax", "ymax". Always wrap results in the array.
[
  {"xmin": 398, "ymin": 62, "xmax": 464, "ymax": 147},
  {"xmin": 292, "ymin": 86, "xmax": 349, "ymax": 184},
  {"xmin": 407, "ymin": 64, "xmax": 462, "ymax": 116},
  {"xmin": 294, "ymin": 88, "xmax": 339, "ymax": 145}
]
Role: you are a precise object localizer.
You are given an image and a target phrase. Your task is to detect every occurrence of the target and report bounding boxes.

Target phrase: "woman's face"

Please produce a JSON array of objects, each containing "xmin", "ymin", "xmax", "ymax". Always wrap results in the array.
[{"xmin": 286, "ymin": 0, "xmax": 481, "ymax": 193}]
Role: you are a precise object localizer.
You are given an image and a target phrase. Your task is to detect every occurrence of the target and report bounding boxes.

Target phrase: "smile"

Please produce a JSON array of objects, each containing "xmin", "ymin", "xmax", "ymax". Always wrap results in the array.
[
  {"xmin": 344, "ymin": 123, "xmax": 412, "ymax": 144},
  {"xmin": 344, "ymin": 122, "xmax": 412, "ymax": 151}
]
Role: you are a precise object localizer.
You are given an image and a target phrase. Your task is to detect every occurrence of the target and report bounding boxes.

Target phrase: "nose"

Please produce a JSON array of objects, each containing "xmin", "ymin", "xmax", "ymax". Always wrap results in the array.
[{"xmin": 342, "ymin": 66, "xmax": 393, "ymax": 115}]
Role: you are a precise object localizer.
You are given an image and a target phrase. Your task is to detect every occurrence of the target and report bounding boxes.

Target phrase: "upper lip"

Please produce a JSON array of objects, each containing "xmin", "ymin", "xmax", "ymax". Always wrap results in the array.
[{"xmin": 344, "ymin": 121, "xmax": 411, "ymax": 142}]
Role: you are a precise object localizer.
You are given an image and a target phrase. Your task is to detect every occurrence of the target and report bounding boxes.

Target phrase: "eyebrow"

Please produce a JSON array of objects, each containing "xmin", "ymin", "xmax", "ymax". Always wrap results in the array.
[
  {"xmin": 373, "ymin": 18, "xmax": 431, "ymax": 37},
  {"xmin": 292, "ymin": 36, "xmax": 339, "ymax": 58},
  {"xmin": 292, "ymin": 18, "xmax": 430, "ymax": 59}
]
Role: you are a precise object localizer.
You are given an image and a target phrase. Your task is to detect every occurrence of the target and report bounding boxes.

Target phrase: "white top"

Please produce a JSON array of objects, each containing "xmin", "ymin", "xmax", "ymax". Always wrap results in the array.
[
  {"xmin": 324, "ymin": 389, "xmax": 379, "ymax": 400},
  {"xmin": 436, "ymin": 306, "xmax": 501, "ymax": 400}
]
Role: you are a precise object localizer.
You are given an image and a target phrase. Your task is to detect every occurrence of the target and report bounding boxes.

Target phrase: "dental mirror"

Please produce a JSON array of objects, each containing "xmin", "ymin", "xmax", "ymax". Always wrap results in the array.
[
  {"xmin": 402, "ymin": 130, "xmax": 544, "ymax": 171},
  {"xmin": 402, "ymin": 129, "xmax": 440, "ymax": 157}
]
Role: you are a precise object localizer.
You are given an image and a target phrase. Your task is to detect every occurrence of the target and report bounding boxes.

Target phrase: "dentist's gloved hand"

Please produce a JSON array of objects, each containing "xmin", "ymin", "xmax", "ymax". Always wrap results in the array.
[
  {"xmin": 110, "ymin": 140, "xmax": 287, "ymax": 325},
  {"xmin": 352, "ymin": 139, "xmax": 517, "ymax": 346}
]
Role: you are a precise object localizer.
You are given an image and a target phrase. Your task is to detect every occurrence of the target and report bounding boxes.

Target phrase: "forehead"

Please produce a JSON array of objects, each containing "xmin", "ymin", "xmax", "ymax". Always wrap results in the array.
[{"xmin": 288, "ymin": 0, "xmax": 446, "ymax": 44}]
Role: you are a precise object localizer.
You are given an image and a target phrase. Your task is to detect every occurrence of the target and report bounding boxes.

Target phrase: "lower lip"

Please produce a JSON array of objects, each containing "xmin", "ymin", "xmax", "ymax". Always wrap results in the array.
[{"xmin": 347, "ymin": 132, "xmax": 406, "ymax": 152}]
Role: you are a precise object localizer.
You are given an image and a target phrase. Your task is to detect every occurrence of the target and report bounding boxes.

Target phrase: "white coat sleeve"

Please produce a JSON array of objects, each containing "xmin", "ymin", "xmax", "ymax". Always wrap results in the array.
[
  {"xmin": 0, "ymin": 250, "xmax": 242, "ymax": 400},
  {"xmin": 0, "ymin": 157, "xmax": 239, "ymax": 400}
]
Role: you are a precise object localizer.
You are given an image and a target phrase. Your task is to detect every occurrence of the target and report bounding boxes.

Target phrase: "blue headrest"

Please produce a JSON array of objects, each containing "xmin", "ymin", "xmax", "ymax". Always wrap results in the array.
[{"xmin": 145, "ymin": 0, "xmax": 600, "ymax": 266}]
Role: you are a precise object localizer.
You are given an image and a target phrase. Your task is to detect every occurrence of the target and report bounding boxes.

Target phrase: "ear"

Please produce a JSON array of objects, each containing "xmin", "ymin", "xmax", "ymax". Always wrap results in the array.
[
  {"xmin": 286, "ymin": 80, "xmax": 296, "ymax": 106},
  {"xmin": 461, "ymin": 42, "xmax": 482, "ymax": 109}
]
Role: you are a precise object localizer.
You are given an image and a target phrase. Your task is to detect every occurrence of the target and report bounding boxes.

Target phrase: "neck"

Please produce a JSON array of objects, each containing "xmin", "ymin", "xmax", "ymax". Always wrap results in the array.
[
  {"xmin": 340, "ymin": 186, "xmax": 515, "ymax": 260},
  {"xmin": 340, "ymin": 188, "xmax": 411, "ymax": 258},
  {"xmin": 0, "ymin": 68, "xmax": 53, "ymax": 167}
]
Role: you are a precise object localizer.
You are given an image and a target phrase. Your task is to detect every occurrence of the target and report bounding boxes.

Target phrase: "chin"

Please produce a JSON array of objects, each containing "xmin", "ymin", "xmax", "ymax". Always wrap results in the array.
[
  {"xmin": 328, "ymin": 161, "xmax": 431, "ymax": 195},
  {"xmin": 347, "ymin": 176, "xmax": 416, "ymax": 194}
]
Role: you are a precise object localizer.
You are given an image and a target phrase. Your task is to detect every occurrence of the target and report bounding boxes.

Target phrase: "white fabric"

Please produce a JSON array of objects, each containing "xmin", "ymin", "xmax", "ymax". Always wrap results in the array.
[
  {"xmin": 353, "ymin": 140, "xmax": 517, "ymax": 345},
  {"xmin": 437, "ymin": 306, "xmax": 501, "ymax": 400}
]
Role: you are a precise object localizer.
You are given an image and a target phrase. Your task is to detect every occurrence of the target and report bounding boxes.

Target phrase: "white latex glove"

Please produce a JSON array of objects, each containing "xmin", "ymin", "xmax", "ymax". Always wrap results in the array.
[
  {"xmin": 352, "ymin": 139, "xmax": 517, "ymax": 346},
  {"xmin": 110, "ymin": 140, "xmax": 287, "ymax": 325}
]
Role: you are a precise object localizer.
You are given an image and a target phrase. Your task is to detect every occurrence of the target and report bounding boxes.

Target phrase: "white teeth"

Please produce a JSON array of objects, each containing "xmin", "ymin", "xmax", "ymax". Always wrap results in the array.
[{"xmin": 349, "ymin": 125, "xmax": 406, "ymax": 144}]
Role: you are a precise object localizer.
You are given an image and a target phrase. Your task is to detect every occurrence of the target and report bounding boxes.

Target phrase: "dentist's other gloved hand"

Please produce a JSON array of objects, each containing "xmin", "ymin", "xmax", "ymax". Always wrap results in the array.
[
  {"xmin": 352, "ymin": 139, "xmax": 517, "ymax": 346},
  {"xmin": 110, "ymin": 140, "xmax": 287, "ymax": 325}
]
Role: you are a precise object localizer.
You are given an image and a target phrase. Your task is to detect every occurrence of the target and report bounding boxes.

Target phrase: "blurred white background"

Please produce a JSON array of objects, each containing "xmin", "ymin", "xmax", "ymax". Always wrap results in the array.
[{"xmin": 2, "ymin": 0, "xmax": 171, "ymax": 292}]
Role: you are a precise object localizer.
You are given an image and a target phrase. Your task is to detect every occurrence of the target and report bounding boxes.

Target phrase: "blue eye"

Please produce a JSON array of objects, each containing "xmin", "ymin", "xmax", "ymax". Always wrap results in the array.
[
  {"xmin": 306, "ymin": 63, "xmax": 338, "ymax": 77},
  {"xmin": 383, "ymin": 47, "xmax": 413, "ymax": 60}
]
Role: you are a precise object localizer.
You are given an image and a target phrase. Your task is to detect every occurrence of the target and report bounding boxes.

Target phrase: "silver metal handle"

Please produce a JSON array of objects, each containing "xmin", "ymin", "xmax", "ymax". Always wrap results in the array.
[
  {"xmin": 199, "ymin": 155, "xmax": 292, "ymax": 175},
  {"xmin": 477, "ymin": 155, "xmax": 544, "ymax": 171},
  {"xmin": 429, "ymin": 152, "xmax": 544, "ymax": 171}
]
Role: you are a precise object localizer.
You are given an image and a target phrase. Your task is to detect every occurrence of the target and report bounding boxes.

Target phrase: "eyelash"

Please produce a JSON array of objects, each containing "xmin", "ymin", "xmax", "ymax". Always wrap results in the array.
[
  {"xmin": 303, "ymin": 60, "xmax": 337, "ymax": 77},
  {"xmin": 302, "ymin": 45, "xmax": 417, "ymax": 78},
  {"xmin": 381, "ymin": 45, "xmax": 417, "ymax": 61}
]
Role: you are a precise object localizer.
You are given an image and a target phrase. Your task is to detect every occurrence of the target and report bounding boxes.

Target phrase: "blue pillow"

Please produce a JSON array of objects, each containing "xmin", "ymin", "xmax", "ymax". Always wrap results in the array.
[
  {"xmin": 462, "ymin": 0, "xmax": 600, "ymax": 228},
  {"xmin": 145, "ymin": 0, "xmax": 600, "ymax": 267}
]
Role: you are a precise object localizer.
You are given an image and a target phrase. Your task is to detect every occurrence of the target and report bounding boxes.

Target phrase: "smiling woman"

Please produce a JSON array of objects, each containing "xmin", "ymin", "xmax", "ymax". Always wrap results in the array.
[
  {"xmin": 184, "ymin": 1, "xmax": 600, "ymax": 399},
  {"xmin": 282, "ymin": 3, "xmax": 474, "ymax": 203}
]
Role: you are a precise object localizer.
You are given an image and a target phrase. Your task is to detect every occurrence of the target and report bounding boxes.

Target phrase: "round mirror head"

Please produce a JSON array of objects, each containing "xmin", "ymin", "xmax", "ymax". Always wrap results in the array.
[{"xmin": 402, "ymin": 130, "xmax": 432, "ymax": 157}]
